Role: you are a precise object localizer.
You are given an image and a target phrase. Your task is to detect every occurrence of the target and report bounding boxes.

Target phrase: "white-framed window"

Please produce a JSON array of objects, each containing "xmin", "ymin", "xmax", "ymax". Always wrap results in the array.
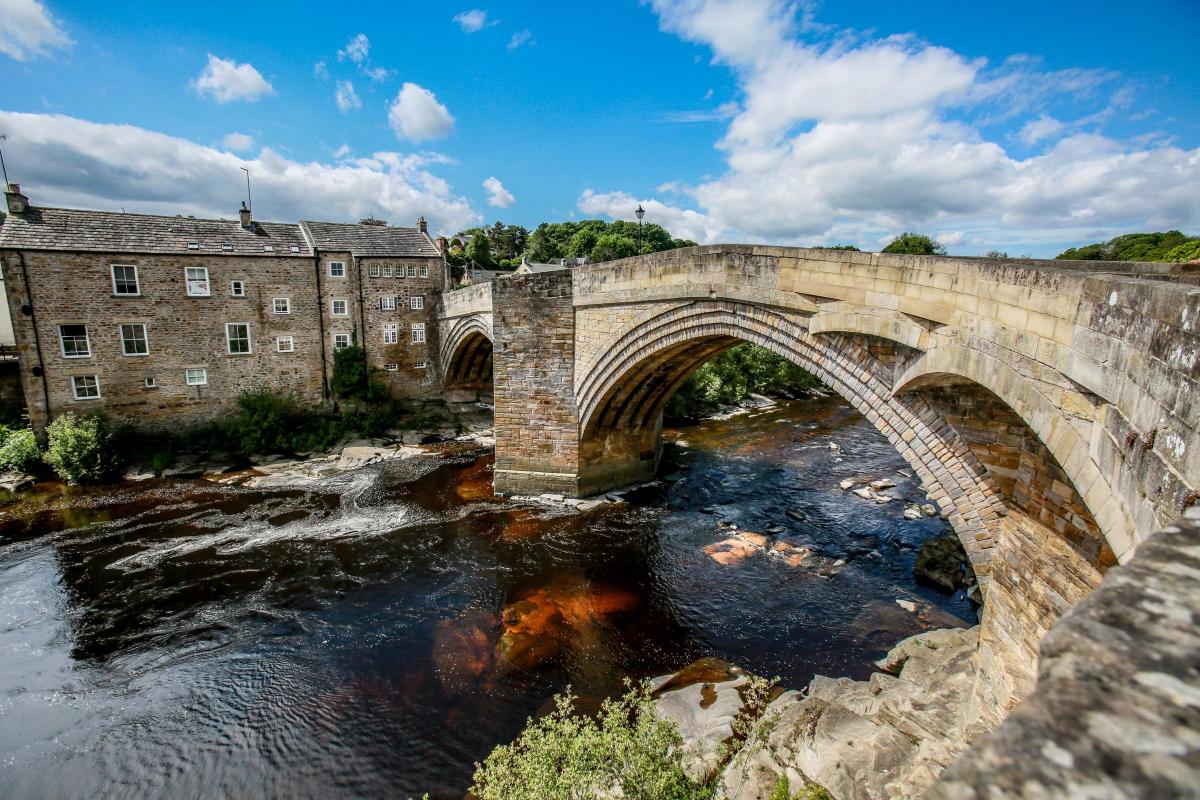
[
  {"xmin": 419, "ymin": 264, "xmax": 428, "ymax": 278},
  {"xmin": 410, "ymin": 295, "xmax": 424, "ymax": 310},
  {"xmin": 263, "ymin": 245, "xmax": 274, "ymax": 253},
  {"xmin": 331, "ymin": 299, "xmax": 348, "ymax": 316},
  {"xmin": 185, "ymin": 267, "xmax": 211, "ymax": 297},
  {"xmin": 225, "ymin": 322, "xmax": 251, "ymax": 354},
  {"xmin": 144, "ymin": 377, "xmax": 157, "ymax": 389},
  {"xmin": 187, "ymin": 242, "xmax": 199, "ymax": 251},
  {"xmin": 71, "ymin": 375, "xmax": 101, "ymax": 400},
  {"xmin": 383, "ymin": 323, "xmax": 399, "ymax": 344},
  {"xmin": 369, "ymin": 264, "xmax": 381, "ymax": 278},
  {"xmin": 411, "ymin": 323, "xmax": 426, "ymax": 344},
  {"xmin": 380, "ymin": 296, "xmax": 396, "ymax": 311},
  {"xmin": 111, "ymin": 264, "xmax": 140, "ymax": 296},
  {"xmin": 276, "ymin": 336, "xmax": 294, "ymax": 353},
  {"xmin": 230, "ymin": 280, "xmax": 246, "ymax": 297},
  {"xmin": 414, "ymin": 360, "xmax": 428, "ymax": 369},
  {"xmin": 59, "ymin": 324, "xmax": 91, "ymax": 358},
  {"xmin": 289, "ymin": 245, "xmax": 300, "ymax": 254},
  {"xmin": 119, "ymin": 323, "xmax": 149, "ymax": 356},
  {"xmin": 382, "ymin": 264, "xmax": 393, "ymax": 278},
  {"xmin": 384, "ymin": 363, "xmax": 398, "ymax": 371},
  {"xmin": 332, "ymin": 333, "xmax": 351, "ymax": 349},
  {"xmin": 185, "ymin": 368, "xmax": 208, "ymax": 386},
  {"xmin": 272, "ymin": 297, "xmax": 291, "ymax": 314},
  {"xmin": 406, "ymin": 264, "xmax": 417, "ymax": 278},
  {"xmin": 329, "ymin": 261, "xmax": 346, "ymax": 278}
]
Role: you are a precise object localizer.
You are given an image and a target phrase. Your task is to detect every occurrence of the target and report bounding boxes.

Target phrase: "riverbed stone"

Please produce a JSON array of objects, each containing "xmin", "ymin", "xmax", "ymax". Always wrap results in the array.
[{"xmin": 652, "ymin": 666, "xmax": 750, "ymax": 783}]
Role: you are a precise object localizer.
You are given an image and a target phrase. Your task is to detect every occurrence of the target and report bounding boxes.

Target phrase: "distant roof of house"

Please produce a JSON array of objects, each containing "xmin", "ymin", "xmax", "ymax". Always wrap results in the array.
[
  {"xmin": 518, "ymin": 256, "xmax": 585, "ymax": 273},
  {"xmin": 300, "ymin": 220, "xmax": 441, "ymax": 258},
  {"xmin": 0, "ymin": 206, "xmax": 313, "ymax": 256}
]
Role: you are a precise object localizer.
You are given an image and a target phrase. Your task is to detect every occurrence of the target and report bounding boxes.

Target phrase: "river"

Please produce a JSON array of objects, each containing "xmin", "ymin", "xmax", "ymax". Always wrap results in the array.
[{"xmin": 0, "ymin": 397, "xmax": 975, "ymax": 799}]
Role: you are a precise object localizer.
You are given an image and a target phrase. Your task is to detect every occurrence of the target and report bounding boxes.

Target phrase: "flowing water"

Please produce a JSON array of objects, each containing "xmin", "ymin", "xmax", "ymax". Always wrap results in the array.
[{"xmin": 0, "ymin": 398, "xmax": 975, "ymax": 799}]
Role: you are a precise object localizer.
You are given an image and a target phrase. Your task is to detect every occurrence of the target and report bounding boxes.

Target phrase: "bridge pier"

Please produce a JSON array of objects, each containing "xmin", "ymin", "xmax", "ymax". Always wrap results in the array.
[{"xmin": 492, "ymin": 270, "xmax": 583, "ymax": 497}]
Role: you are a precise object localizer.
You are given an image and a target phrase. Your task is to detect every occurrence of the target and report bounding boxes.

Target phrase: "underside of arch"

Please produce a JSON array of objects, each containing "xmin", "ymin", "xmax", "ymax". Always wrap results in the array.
[
  {"xmin": 576, "ymin": 300, "xmax": 1008, "ymax": 583},
  {"xmin": 443, "ymin": 324, "xmax": 493, "ymax": 402}
]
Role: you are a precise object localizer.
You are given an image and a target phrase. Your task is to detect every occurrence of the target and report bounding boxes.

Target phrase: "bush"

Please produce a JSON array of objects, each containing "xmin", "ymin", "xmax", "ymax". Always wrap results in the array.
[
  {"xmin": 471, "ymin": 683, "xmax": 711, "ymax": 800},
  {"xmin": 332, "ymin": 344, "xmax": 369, "ymax": 399},
  {"xmin": 224, "ymin": 390, "xmax": 305, "ymax": 455},
  {"xmin": 0, "ymin": 426, "xmax": 40, "ymax": 473},
  {"xmin": 44, "ymin": 413, "xmax": 121, "ymax": 484},
  {"xmin": 882, "ymin": 232, "xmax": 946, "ymax": 256}
]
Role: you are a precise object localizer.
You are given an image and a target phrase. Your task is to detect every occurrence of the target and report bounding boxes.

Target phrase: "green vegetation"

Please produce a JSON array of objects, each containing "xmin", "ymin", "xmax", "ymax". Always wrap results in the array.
[
  {"xmin": 471, "ymin": 683, "xmax": 712, "ymax": 800},
  {"xmin": 0, "ymin": 425, "xmax": 40, "ymax": 473},
  {"xmin": 43, "ymin": 413, "xmax": 120, "ymax": 484},
  {"xmin": 446, "ymin": 218, "xmax": 699, "ymax": 274},
  {"xmin": 1055, "ymin": 230, "xmax": 1200, "ymax": 263},
  {"xmin": 769, "ymin": 777, "xmax": 833, "ymax": 800},
  {"xmin": 882, "ymin": 232, "xmax": 947, "ymax": 256},
  {"xmin": 666, "ymin": 344, "xmax": 823, "ymax": 420}
]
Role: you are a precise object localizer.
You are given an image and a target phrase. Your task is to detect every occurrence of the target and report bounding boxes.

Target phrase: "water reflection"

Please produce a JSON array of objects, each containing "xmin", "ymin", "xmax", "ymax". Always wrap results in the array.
[{"xmin": 0, "ymin": 398, "xmax": 974, "ymax": 799}]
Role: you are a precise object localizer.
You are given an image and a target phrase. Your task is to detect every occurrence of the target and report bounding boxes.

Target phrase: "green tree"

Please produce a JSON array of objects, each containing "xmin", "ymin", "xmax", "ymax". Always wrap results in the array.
[
  {"xmin": 666, "ymin": 344, "xmax": 822, "ymax": 419},
  {"xmin": 590, "ymin": 233, "xmax": 640, "ymax": 263},
  {"xmin": 332, "ymin": 344, "xmax": 368, "ymax": 399},
  {"xmin": 882, "ymin": 232, "xmax": 947, "ymax": 256},
  {"xmin": 468, "ymin": 233, "xmax": 495, "ymax": 269},
  {"xmin": 1056, "ymin": 230, "xmax": 1200, "ymax": 262}
]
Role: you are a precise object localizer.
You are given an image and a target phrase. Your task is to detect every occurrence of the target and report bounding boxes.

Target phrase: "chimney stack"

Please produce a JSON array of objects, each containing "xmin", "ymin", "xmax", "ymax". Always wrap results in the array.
[
  {"xmin": 5, "ymin": 184, "xmax": 29, "ymax": 215},
  {"xmin": 416, "ymin": 215, "xmax": 427, "ymax": 234},
  {"xmin": 435, "ymin": 236, "xmax": 448, "ymax": 253},
  {"xmin": 238, "ymin": 201, "xmax": 252, "ymax": 228}
]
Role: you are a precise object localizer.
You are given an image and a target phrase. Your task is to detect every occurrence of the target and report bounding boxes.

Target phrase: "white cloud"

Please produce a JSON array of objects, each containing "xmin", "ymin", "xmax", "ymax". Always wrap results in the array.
[
  {"xmin": 625, "ymin": 0, "xmax": 1200, "ymax": 252},
  {"xmin": 221, "ymin": 132, "xmax": 255, "ymax": 152},
  {"xmin": 193, "ymin": 54, "xmax": 273, "ymax": 103},
  {"xmin": 332, "ymin": 143, "xmax": 352, "ymax": 159},
  {"xmin": 388, "ymin": 82, "xmax": 455, "ymax": 142},
  {"xmin": 337, "ymin": 33, "xmax": 370, "ymax": 65},
  {"xmin": 0, "ymin": 0, "xmax": 71, "ymax": 61},
  {"xmin": 507, "ymin": 29, "xmax": 533, "ymax": 51},
  {"xmin": 313, "ymin": 60, "xmax": 329, "ymax": 80},
  {"xmin": 363, "ymin": 65, "xmax": 389, "ymax": 82},
  {"xmin": 335, "ymin": 79, "xmax": 360, "ymax": 113},
  {"xmin": 454, "ymin": 9, "xmax": 492, "ymax": 33},
  {"xmin": 577, "ymin": 189, "xmax": 722, "ymax": 244},
  {"xmin": 0, "ymin": 110, "xmax": 479, "ymax": 235},
  {"xmin": 483, "ymin": 176, "xmax": 515, "ymax": 208},
  {"xmin": 1018, "ymin": 114, "xmax": 1064, "ymax": 145}
]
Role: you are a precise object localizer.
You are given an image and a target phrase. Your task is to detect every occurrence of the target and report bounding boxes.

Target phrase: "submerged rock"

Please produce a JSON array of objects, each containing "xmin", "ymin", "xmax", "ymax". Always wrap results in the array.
[{"xmin": 915, "ymin": 535, "xmax": 973, "ymax": 591}]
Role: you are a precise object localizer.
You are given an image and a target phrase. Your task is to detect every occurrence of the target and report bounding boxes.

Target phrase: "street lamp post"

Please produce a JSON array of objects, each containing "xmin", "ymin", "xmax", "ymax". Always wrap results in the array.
[{"xmin": 635, "ymin": 204, "xmax": 645, "ymax": 253}]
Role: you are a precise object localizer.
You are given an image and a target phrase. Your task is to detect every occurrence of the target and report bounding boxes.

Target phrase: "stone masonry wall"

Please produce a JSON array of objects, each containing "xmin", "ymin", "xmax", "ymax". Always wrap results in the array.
[
  {"xmin": 492, "ymin": 271, "xmax": 580, "ymax": 496},
  {"xmin": 2, "ymin": 249, "xmax": 326, "ymax": 430},
  {"xmin": 930, "ymin": 508, "xmax": 1200, "ymax": 800}
]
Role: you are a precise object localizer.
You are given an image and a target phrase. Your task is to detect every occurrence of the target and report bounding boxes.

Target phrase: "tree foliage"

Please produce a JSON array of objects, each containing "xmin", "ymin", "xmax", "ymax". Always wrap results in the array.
[
  {"xmin": 1056, "ymin": 230, "xmax": 1200, "ymax": 263},
  {"xmin": 468, "ymin": 233, "xmax": 495, "ymax": 269},
  {"xmin": 666, "ymin": 344, "xmax": 822, "ymax": 419},
  {"xmin": 882, "ymin": 232, "xmax": 947, "ymax": 256},
  {"xmin": 471, "ymin": 683, "xmax": 711, "ymax": 800},
  {"xmin": 44, "ymin": 413, "xmax": 120, "ymax": 484},
  {"xmin": 0, "ymin": 425, "xmax": 40, "ymax": 473}
]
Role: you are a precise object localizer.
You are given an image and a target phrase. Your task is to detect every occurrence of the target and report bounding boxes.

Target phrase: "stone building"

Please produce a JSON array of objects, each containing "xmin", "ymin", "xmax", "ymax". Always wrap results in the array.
[{"xmin": 0, "ymin": 184, "xmax": 446, "ymax": 430}]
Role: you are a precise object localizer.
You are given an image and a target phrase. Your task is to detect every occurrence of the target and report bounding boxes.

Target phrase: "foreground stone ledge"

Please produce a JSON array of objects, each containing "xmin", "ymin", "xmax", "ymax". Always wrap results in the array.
[{"xmin": 929, "ymin": 507, "xmax": 1200, "ymax": 800}]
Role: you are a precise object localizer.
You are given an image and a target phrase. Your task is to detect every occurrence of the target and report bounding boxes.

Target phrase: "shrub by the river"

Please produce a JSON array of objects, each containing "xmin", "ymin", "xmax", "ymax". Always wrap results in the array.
[
  {"xmin": 224, "ymin": 390, "xmax": 345, "ymax": 456},
  {"xmin": 0, "ymin": 425, "xmax": 41, "ymax": 473},
  {"xmin": 471, "ymin": 682, "xmax": 712, "ymax": 800},
  {"xmin": 44, "ymin": 412, "xmax": 121, "ymax": 484}
]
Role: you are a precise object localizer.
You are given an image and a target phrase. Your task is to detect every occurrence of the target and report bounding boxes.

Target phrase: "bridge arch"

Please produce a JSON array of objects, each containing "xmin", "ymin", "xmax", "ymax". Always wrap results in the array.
[
  {"xmin": 576, "ymin": 299, "xmax": 1009, "ymax": 577},
  {"xmin": 440, "ymin": 316, "xmax": 494, "ymax": 403}
]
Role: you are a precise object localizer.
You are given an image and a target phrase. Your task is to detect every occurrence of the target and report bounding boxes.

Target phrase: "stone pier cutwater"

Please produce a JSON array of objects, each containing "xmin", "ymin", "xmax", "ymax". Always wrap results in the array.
[{"xmin": 437, "ymin": 245, "xmax": 1199, "ymax": 796}]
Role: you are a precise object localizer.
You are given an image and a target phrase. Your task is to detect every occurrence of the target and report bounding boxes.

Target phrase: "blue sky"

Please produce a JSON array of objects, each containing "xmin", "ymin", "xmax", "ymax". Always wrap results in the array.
[{"xmin": 1, "ymin": 0, "xmax": 1198, "ymax": 256}]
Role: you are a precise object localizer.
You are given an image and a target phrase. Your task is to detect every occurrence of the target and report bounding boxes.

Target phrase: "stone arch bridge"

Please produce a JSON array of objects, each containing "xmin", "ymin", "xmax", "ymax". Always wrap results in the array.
[{"xmin": 439, "ymin": 245, "xmax": 1198, "ymax": 690}]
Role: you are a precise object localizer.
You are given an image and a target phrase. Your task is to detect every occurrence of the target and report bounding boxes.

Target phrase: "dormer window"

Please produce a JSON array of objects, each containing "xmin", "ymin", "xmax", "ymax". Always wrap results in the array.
[
  {"xmin": 187, "ymin": 242, "xmax": 199, "ymax": 250},
  {"xmin": 263, "ymin": 245, "xmax": 274, "ymax": 252},
  {"xmin": 222, "ymin": 243, "xmax": 233, "ymax": 252},
  {"xmin": 290, "ymin": 245, "xmax": 300, "ymax": 253}
]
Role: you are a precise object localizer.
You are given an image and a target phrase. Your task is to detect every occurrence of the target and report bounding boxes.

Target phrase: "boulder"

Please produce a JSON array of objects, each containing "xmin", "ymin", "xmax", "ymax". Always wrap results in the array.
[
  {"xmin": 839, "ymin": 479, "xmax": 856, "ymax": 490},
  {"xmin": 870, "ymin": 478, "xmax": 896, "ymax": 490},
  {"xmin": 903, "ymin": 505, "xmax": 922, "ymax": 520},
  {"xmin": 852, "ymin": 487, "xmax": 874, "ymax": 500},
  {"xmin": 915, "ymin": 535, "xmax": 972, "ymax": 591}
]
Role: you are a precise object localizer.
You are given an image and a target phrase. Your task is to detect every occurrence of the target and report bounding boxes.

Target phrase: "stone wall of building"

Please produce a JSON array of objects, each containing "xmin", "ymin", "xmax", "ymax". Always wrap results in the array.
[
  {"xmin": 492, "ymin": 271, "xmax": 579, "ymax": 496},
  {"xmin": 2, "ymin": 249, "xmax": 327, "ymax": 430}
]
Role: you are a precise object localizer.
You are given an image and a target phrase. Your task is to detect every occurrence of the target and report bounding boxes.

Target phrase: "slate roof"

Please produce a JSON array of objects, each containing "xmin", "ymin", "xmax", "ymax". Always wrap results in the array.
[
  {"xmin": 0, "ymin": 206, "xmax": 312, "ymax": 256},
  {"xmin": 300, "ymin": 220, "xmax": 441, "ymax": 258}
]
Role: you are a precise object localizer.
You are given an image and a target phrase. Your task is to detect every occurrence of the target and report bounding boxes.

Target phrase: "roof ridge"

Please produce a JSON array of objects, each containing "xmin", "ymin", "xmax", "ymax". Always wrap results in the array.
[{"xmin": 24, "ymin": 205, "xmax": 303, "ymax": 228}]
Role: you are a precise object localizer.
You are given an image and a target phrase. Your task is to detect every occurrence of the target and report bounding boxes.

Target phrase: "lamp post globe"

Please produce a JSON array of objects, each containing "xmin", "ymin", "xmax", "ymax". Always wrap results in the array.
[{"xmin": 635, "ymin": 204, "xmax": 646, "ymax": 253}]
